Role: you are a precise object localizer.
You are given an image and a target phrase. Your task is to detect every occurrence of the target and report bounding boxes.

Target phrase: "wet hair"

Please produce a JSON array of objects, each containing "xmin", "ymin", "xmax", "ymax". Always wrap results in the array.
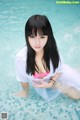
[{"xmin": 25, "ymin": 14, "xmax": 60, "ymax": 75}]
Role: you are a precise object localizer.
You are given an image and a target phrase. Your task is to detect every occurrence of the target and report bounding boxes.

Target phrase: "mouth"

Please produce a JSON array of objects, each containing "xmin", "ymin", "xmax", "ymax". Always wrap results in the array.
[{"xmin": 35, "ymin": 46, "xmax": 41, "ymax": 48}]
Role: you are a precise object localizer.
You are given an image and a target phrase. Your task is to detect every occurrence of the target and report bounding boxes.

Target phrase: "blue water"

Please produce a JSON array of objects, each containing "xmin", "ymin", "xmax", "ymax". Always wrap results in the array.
[{"xmin": 0, "ymin": 0, "xmax": 80, "ymax": 120}]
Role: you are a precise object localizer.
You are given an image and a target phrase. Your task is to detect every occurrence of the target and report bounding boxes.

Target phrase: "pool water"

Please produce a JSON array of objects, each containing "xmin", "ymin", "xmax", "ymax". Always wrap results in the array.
[{"xmin": 0, "ymin": 0, "xmax": 80, "ymax": 120}]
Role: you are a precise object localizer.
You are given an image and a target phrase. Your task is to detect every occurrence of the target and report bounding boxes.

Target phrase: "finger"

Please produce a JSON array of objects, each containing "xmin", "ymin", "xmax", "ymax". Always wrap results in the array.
[
  {"xmin": 33, "ymin": 82, "xmax": 40, "ymax": 87},
  {"xmin": 33, "ymin": 84, "xmax": 38, "ymax": 88},
  {"xmin": 35, "ymin": 84, "xmax": 43, "ymax": 88},
  {"xmin": 34, "ymin": 84, "xmax": 40, "ymax": 88},
  {"xmin": 33, "ymin": 82, "xmax": 38, "ymax": 87}
]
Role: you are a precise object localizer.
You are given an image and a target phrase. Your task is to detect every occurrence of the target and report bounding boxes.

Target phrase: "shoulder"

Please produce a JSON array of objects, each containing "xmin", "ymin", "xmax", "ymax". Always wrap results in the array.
[{"xmin": 16, "ymin": 45, "xmax": 27, "ymax": 62}]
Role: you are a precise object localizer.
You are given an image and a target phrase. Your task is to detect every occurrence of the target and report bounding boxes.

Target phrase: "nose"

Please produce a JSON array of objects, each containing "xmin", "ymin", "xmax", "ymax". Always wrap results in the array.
[{"xmin": 35, "ymin": 36, "xmax": 40, "ymax": 45}]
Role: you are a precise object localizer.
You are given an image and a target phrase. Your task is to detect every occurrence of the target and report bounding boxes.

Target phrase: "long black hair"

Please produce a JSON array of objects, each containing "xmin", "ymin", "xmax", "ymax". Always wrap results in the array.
[{"xmin": 25, "ymin": 14, "xmax": 60, "ymax": 75}]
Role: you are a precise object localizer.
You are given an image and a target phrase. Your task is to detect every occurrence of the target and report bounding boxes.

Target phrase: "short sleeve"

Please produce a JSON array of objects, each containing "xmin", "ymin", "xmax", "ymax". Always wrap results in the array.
[{"xmin": 15, "ymin": 56, "xmax": 29, "ymax": 83}]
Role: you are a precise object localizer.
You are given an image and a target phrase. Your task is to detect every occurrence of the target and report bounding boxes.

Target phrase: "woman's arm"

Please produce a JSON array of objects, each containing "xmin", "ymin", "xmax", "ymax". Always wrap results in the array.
[
  {"xmin": 21, "ymin": 82, "xmax": 29, "ymax": 91},
  {"xmin": 33, "ymin": 73, "xmax": 62, "ymax": 88},
  {"xmin": 15, "ymin": 82, "xmax": 29, "ymax": 98},
  {"xmin": 51, "ymin": 73, "xmax": 62, "ymax": 81},
  {"xmin": 48, "ymin": 73, "xmax": 62, "ymax": 87}
]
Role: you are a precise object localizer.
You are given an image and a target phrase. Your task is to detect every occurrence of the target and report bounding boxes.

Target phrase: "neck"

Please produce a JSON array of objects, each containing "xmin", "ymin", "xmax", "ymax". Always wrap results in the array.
[{"xmin": 35, "ymin": 49, "xmax": 44, "ymax": 59}]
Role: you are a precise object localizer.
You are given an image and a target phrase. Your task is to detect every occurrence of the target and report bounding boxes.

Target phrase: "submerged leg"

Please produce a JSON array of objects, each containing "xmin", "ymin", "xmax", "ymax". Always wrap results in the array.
[
  {"xmin": 63, "ymin": 87, "xmax": 80, "ymax": 100},
  {"xmin": 52, "ymin": 64, "xmax": 80, "ymax": 100},
  {"xmin": 52, "ymin": 82, "xmax": 80, "ymax": 100}
]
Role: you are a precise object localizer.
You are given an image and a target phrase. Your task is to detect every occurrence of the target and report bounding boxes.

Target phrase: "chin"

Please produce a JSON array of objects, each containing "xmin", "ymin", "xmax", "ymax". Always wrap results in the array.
[
  {"xmin": 35, "ymin": 50, "xmax": 41, "ymax": 52},
  {"xmin": 34, "ymin": 49, "xmax": 42, "ymax": 53}
]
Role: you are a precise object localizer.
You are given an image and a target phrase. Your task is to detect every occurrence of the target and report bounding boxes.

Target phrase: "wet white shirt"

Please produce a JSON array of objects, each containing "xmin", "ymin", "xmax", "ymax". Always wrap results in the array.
[{"xmin": 15, "ymin": 46, "xmax": 64, "ymax": 102}]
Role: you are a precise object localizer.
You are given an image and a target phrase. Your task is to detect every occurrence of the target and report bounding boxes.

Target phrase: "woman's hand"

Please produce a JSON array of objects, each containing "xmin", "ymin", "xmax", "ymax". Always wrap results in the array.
[
  {"xmin": 14, "ymin": 82, "xmax": 29, "ymax": 98},
  {"xmin": 32, "ymin": 79, "xmax": 52, "ymax": 88},
  {"xmin": 14, "ymin": 90, "xmax": 29, "ymax": 98}
]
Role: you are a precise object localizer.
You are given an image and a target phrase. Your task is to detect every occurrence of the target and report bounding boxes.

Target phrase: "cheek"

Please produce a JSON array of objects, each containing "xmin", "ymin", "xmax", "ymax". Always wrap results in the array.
[
  {"xmin": 42, "ymin": 39, "xmax": 48, "ymax": 46},
  {"xmin": 28, "ymin": 39, "xmax": 34, "ymax": 47}
]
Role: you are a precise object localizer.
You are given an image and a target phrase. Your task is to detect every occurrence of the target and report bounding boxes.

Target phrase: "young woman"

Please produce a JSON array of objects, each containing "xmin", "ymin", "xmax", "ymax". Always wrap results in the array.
[{"xmin": 15, "ymin": 14, "xmax": 80, "ymax": 102}]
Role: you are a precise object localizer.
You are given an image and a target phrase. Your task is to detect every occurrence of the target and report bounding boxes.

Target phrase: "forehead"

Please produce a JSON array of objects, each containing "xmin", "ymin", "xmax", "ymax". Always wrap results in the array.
[
  {"xmin": 30, "ymin": 28, "xmax": 48, "ymax": 36},
  {"xmin": 31, "ymin": 28, "xmax": 43, "ymax": 35}
]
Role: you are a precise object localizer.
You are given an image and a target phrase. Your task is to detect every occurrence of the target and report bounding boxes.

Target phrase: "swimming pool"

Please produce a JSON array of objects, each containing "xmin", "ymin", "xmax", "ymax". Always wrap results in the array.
[{"xmin": 0, "ymin": 0, "xmax": 80, "ymax": 120}]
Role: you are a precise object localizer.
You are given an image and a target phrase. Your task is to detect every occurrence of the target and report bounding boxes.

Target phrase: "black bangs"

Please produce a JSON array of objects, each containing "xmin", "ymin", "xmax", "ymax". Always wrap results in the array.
[
  {"xmin": 28, "ymin": 28, "xmax": 48, "ymax": 36},
  {"xmin": 25, "ymin": 15, "xmax": 49, "ymax": 36}
]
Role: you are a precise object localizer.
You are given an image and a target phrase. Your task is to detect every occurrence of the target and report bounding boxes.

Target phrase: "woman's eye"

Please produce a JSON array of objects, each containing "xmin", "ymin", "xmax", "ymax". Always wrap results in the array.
[
  {"xmin": 40, "ymin": 36, "xmax": 45, "ymax": 38},
  {"xmin": 30, "ymin": 35, "xmax": 35, "ymax": 38}
]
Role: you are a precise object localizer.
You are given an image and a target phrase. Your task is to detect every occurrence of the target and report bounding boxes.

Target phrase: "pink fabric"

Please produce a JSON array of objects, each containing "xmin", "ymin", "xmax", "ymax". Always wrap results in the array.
[{"xmin": 33, "ymin": 71, "xmax": 50, "ymax": 78}]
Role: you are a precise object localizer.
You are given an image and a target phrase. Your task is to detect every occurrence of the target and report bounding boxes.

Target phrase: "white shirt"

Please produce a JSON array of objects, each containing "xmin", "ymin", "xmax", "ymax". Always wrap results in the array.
[{"xmin": 15, "ymin": 46, "xmax": 63, "ymax": 102}]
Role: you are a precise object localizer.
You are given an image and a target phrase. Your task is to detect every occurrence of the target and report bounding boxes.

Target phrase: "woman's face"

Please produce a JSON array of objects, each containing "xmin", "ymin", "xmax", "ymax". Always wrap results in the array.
[{"xmin": 28, "ymin": 32, "xmax": 48, "ymax": 53}]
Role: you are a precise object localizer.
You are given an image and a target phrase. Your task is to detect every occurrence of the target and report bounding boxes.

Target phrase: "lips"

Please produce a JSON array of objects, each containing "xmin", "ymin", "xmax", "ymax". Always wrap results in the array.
[{"xmin": 35, "ymin": 46, "xmax": 41, "ymax": 48}]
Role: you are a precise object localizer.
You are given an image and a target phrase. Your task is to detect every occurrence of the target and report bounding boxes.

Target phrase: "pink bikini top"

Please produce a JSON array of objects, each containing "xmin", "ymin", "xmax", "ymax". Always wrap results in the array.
[{"xmin": 33, "ymin": 71, "xmax": 50, "ymax": 79}]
